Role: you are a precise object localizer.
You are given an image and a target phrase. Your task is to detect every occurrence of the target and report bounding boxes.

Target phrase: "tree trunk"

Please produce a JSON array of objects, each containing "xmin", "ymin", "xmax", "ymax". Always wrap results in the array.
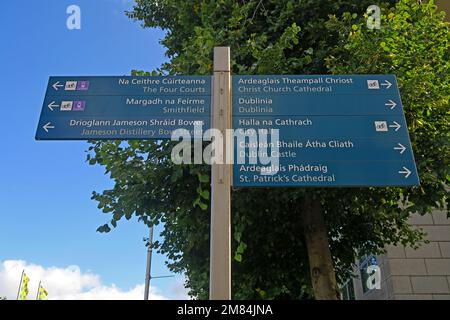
[{"xmin": 301, "ymin": 197, "xmax": 338, "ymax": 300}]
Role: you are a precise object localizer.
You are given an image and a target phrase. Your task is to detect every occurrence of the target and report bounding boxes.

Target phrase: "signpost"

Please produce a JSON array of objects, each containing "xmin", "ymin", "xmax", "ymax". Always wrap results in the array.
[
  {"xmin": 36, "ymin": 76, "xmax": 211, "ymax": 140},
  {"xmin": 232, "ymin": 75, "xmax": 420, "ymax": 187},
  {"xmin": 36, "ymin": 49, "xmax": 420, "ymax": 301}
]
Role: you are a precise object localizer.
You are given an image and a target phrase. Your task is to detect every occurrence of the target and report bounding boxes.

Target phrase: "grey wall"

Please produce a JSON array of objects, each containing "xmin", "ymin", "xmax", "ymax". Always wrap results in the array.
[
  {"xmin": 437, "ymin": 0, "xmax": 450, "ymax": 21},
  {"xmin": 353, "ymin": 211, "xmax": 450, "ymax": 300}
]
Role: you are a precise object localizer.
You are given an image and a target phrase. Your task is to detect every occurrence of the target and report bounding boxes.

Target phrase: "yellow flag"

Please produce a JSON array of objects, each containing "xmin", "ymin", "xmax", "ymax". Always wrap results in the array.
[
  {"xmin": 17, "ymin": 272, "xmax": 30, "ymax": 300},
  {"xmin": 37, "ymin": 284, "xmax": 48, "ymax": 300}
]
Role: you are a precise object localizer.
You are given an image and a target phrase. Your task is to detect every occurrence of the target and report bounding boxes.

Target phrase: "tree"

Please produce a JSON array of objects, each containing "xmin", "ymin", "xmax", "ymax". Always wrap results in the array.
[
  {"xmin": 325, "ymin": 1, "xmax": 450, "ymax": 217},
  {"xmin": 88, "ymin": 0, "xmax": 449, "ymax": 299}
]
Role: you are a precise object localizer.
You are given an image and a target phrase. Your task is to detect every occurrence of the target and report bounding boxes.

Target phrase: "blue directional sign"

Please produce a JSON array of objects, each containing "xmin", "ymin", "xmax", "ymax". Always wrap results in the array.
[
  {"xmin": 36, "ymin": 76, "xmax": 211, "ymax": 140},
  {"xmin": 234, "ymin": 95, "xmax": 402, "ymax": 116},
  {"xmin": 232, "ymin": 75, "xmax": 420, "ymax": 187}
]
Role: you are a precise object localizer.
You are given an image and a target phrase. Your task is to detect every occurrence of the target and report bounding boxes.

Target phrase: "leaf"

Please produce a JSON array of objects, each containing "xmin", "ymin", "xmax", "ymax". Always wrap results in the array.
[
  {"xmin": 197, "ymin": 201, "xmax": 208, "ymax": 211},
  {"xmin": 198, "ymin": 173, "xmax": 209, "ymax": 183},
  {"xmin": 236, "ymin": 242, "xmax": 247, "ymax": 255},
  {"xmin": 96, "ymin": 224, "xmax": 111, "ymax": 233}
]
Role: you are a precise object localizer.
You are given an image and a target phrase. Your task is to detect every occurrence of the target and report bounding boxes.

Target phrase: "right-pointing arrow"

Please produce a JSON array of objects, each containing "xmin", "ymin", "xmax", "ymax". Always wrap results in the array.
[
  {"xmin": 389, "ymin": 121, "xmax": 401, "ymax": 131},
  {"xmin": 385, "ymin": 100, "xmax": 397, "ymax": 110},
  {"xmin": 394, "ymin": 143, "xmax": 406, "ymax": 154},
  {"xmin": 381, "ymin": 80, "xmax": 392, "ymax": 89},
  {"xmin": 399, "ymin": 167, "xmax": 411, "ymax": 178},
  {"xmin": 48, "ymin": 101, "xmax": 60, "ymax": 111},
  {"xmin": 43, "ymin": 122, "xmax": 55, "ymax": 133}
]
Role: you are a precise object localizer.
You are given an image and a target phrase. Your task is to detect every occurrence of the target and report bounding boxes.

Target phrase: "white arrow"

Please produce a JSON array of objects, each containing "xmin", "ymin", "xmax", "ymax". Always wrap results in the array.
[
  {"xmin": 47, "ymin": 101, "xmax": 60, "ymax": 111},
  {"xmin": 385, "ymin": 100, "xmax": 397, "ymax": 109},
  {"xmin": 381, "ymin": 80, "xmax": 392, "ymax": 89},
  {"xmin": 399, "ymin": 167, "xmax": 412, "ymax": 178},
  {"xmin": 389, "ymin": 121, "xmax": 401, "ymax": 131},
  {"xmin": 394, "ymin": 143, "xmax": 406, "ymax": 154},
  {"xmin": 43, "ymin": 122, "xmax": 55, "ymax": 133},
  {"xmin": 52, "ymin": 81, "xmax": 63, "ymax": 91}
]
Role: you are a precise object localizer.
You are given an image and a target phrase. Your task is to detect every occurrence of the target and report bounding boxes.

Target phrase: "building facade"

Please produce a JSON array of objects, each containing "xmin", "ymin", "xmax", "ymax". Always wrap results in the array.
[
  {"xmin": 437, "ymin": 0, "xmax": 450, "ymax": 21},
  {"xmin": 352, "ymin": 211, "xmax": 450, "ymax": 300}
]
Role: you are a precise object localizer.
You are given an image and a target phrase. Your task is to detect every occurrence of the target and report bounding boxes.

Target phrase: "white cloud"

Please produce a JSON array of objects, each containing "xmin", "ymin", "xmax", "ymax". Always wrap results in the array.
[
  {"xmin": 168, "ymin": 276, "xmax": 191, "ymax": 300},
  {"xmin": 0, "ymin": 260, "xmax": 187, "ymax": 300}
]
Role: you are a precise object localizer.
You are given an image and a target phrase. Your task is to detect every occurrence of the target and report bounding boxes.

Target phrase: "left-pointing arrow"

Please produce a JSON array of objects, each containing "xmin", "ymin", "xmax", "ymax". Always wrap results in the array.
[
  {"xmin": 398, "ymin": 167, "xmax": 412, "ymax": 178},
  {"xmin": 43, "ymin": 122, "xmax": 55, "ymax": 133},
  {"xmin": 52, "ymin": 81, "xmax": 63, "ymax": 91},
  {"xmin": 48, "ymin": 101, "xmax": 60, "ymax": 111}
]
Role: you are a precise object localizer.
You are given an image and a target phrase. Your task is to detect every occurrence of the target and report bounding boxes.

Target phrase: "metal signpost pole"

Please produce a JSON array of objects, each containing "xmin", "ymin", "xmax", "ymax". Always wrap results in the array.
[{"xmin": 209, "ymin": 47, "xmax": 232, "ymax": 300}]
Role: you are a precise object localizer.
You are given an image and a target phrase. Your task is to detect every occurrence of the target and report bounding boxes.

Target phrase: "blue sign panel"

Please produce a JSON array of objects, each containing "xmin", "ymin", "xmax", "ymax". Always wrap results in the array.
[
  {"xmin": 233, "ymin": 75, "xmax": 419, "ymax": 187},
  {"xmin": 234, "ymin": 138, "xmax": 414, "ymax": 162},
  {"xmin": 234, "ymin": 161, "xmax": 418, "ymax": 187},
  {"xmin": 36, "ymin": 76, "xmax": 211, "ymax": 140},
  {"xmin": 233, "ymin": 95, "xmax": 402, "ymax": 116},
  {"xmin": 233, "ymin": 74, "xmax": 398, "ymax": 95},
  {"xmin": 233, "ymin": 115, "xmax": 409, "ymax": 139}
]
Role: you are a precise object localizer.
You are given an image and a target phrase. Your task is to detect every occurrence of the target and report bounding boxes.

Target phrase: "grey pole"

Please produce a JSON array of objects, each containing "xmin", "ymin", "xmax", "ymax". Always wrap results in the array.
[
  {"xmin": 144, "ymin": 226, "xmax": 154, "ymax": 300},
  {"xmin": 36, "ymin": 281, "xmax": 41, "ymax": 300},
  {"xmin": 16, "ymin": 270, "xmax": 24, "ymax": 300}
]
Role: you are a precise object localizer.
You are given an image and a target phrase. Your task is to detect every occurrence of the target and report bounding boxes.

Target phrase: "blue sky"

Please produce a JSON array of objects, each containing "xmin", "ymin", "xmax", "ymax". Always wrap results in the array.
[{"xmin": 0, "ymin": 0, "xmax": 185, "ymax": 299}]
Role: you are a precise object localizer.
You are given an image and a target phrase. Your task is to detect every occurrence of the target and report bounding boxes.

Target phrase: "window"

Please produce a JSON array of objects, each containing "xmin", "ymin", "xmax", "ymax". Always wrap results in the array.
[{"xmin": 340, "ymin": 279, "xmax": 356, "ymax": 300}]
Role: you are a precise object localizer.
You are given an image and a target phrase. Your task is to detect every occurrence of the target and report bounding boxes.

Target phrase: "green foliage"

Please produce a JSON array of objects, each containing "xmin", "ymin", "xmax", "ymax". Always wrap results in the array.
[
  {"xmin": 88, "ymin": 0, "xmax": 449, "ymax": 299},
  {"xmin": 127, "ymin": 0, "xmax": 398, "ymax": 75},
  {"xmin": 325, "ymin": 0, "xmax": 450, "ymax": 215}
]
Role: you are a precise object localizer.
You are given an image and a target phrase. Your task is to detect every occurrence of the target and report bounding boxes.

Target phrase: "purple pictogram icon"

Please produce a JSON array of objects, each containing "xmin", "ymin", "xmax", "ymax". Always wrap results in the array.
[
  {"xmin": 73, "ymin": 101, "xmax": 86, "ymax": 111},
  {"xmin": 76, "ymin": 81, "xmax": 90, "ymax": 90}
]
